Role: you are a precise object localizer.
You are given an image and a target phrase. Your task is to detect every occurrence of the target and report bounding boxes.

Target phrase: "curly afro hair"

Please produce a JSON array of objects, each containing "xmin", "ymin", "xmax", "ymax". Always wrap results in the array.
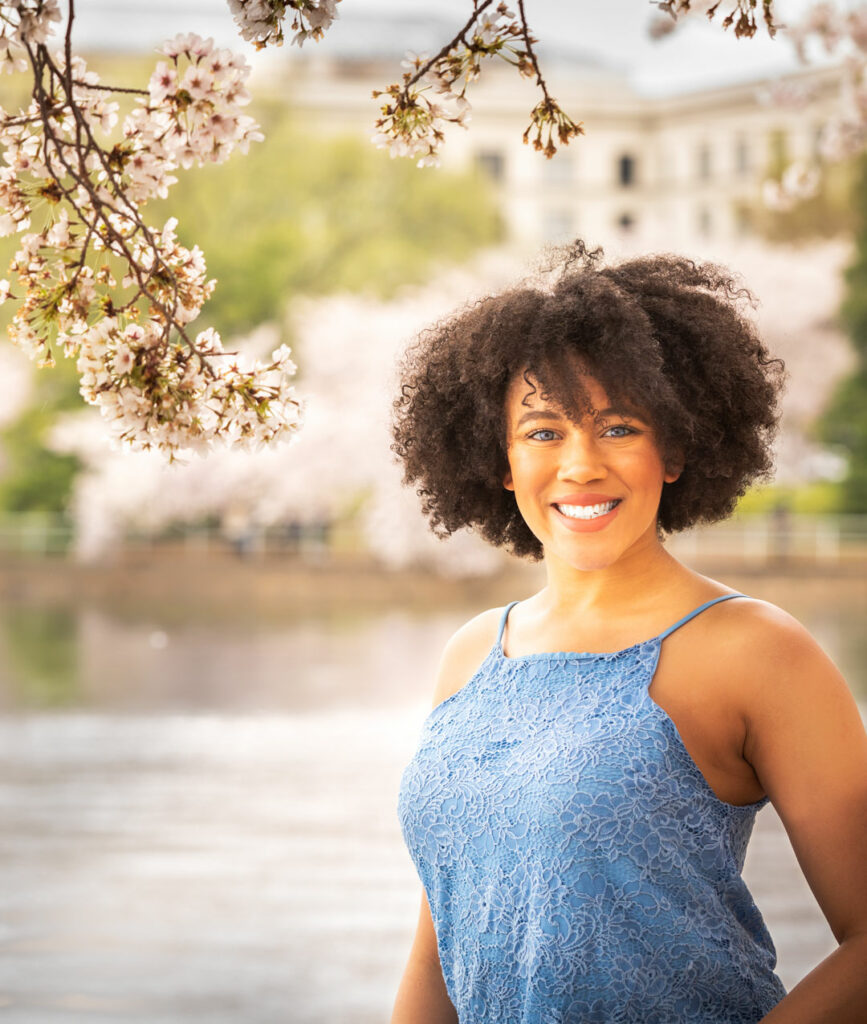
[{"xmin": 392, "ymin": 246, "xmax": 786, "ymax": 560}]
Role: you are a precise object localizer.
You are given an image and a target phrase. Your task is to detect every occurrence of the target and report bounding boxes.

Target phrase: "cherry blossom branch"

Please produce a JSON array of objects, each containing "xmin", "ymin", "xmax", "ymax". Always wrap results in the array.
[
  {"xmin": 370, "ymin": 1, "xmax": 582, "ymax": 167},
  {"xmin": 516, "ymin": 0, "xmax": 585, "ymax": 156},
  {"xmin": 0, "ymin": 0, "xmax": 301, "ymax": 455},
  {"xmin": 70, "ymin": 80, "xmax": 149, "ymax": 96},
  {"xmin": 396, "ymin": 0, "xmax": 497, "ymax": 86},
  {"xmin": 5, "ymin": 0, "xmax": 863, "ymax": 461}
]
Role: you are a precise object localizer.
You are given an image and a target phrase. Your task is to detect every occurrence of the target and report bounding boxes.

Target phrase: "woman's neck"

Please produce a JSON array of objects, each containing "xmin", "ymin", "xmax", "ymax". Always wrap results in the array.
[{"xmin": 541, "ymin": 535, "xmax": 693, "ymax": 620}]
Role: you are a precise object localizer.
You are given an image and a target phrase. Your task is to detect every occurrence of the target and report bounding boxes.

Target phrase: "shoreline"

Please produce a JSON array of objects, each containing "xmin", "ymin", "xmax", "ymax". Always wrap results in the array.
[{"xmin": 0, "ymin": 549, "xmax": 864, "ymax": 625}]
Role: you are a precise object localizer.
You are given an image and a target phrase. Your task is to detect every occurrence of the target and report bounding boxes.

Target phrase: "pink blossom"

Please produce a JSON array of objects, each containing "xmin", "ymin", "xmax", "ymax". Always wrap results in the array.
[{"xmin": 149, "ymin": 62, "xmax": 178, "ymax": 105}]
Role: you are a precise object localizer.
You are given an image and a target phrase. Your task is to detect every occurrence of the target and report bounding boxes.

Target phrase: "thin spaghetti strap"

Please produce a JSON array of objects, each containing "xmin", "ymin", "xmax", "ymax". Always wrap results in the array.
[
  {"xmin": 497, "ymin": 601, "xmax": 520, "ymax": 645},
  {"xmin": 657, "ymin": 593, "xmax": 747, "ymax": 642}
]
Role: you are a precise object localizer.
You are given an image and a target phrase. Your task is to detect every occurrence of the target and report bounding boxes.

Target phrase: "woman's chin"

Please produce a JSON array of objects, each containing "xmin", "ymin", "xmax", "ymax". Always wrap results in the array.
[
  {"xmin": 545, "ymin": 544, "xmax": 623, "ymax": 574},
  {"xmin": 542, "ymin": 526, "xmax": 663, "ymax": 574}
]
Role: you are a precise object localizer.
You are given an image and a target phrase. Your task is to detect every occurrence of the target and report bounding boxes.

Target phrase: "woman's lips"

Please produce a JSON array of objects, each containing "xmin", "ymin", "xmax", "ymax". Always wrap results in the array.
[{"xmin": 552, "ymin": 498, "xmax": 622, "ymax": 533}]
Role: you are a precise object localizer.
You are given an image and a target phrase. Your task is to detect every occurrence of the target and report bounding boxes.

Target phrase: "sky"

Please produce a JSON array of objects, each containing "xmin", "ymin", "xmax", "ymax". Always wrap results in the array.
[{"xmin": 71, "ymin": 0, "xmax": 829, "ymax": 95}]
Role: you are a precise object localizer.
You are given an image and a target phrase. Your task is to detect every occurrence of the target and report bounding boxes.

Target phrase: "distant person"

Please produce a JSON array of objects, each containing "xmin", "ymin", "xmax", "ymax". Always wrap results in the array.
[
  {"xmin": 222, "ymin": 501, "xmax": 255, "ymax": 559},
  {"xmin": 770, "ymin": 497, "xmax": 792, "ymax": 566},
  {"xmin": 389, "ymin": 246, "xmax": 867, "ymax": 1023}
]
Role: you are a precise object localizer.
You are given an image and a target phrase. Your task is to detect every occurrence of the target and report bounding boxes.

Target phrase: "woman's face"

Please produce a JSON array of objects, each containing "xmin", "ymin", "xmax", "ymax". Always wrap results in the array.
[{"xmin": 503, "ymin": 373, "xmax": 681, "ymax": 573}]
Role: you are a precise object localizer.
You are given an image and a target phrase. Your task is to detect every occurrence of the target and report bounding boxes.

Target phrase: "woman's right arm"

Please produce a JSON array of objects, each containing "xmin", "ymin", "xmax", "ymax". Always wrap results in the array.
[
  {"xmin": 391, "ymin": 890, "xmax": 458, "ymax": 1024},
  {"xmin": 392, "ymin": 606, "xmax": 504, "ymax": 1024}
]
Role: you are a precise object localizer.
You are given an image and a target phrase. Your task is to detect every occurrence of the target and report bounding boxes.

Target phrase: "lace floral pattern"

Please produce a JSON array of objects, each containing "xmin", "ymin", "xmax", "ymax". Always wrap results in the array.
[{"xmin": 398, "ymin": 609, "xmax": 787, "ymax": 1023}]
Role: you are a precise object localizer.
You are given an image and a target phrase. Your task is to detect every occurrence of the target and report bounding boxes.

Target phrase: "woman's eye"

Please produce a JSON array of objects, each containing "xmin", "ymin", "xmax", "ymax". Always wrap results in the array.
[
  {"xmin": 528, "ymin": 428, "xmax": 558, "ymax": 441},
  {"xmin": 604, "ymin": 424, "xmax": 636, "ymax": 438}
]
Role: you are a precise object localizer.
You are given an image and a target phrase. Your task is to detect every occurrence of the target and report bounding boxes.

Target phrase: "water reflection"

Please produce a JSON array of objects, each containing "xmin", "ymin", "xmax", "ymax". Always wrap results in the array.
[
  {"xmin": 0, "ymin": 575, "xmax": 863, "ymax": 1021},
  {"xmin": 1, "ymin": 577, "xmax": 864, "ymax": 713},
  {"xmin": 1, "ymin": 605, "xmax": 467, "ymax": 714},
  {"xmin": 0, "ymin": 605, "xmax": 81, "ymax": 708}
]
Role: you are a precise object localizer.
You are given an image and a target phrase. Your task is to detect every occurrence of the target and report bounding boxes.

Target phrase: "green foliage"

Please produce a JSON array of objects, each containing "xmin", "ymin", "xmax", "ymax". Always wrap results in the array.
[
  {"xmin": 736, "ymin": 481, "xmax": 843, "ymax": 517},
  {"xmin": 818, "ymin": 369, "xmax": 867, "ymax": 512},
  {"xmin": 841, "ymin": 162, "xmax": 867, "ymax": 361},
  {"xmin": 0, "ymin": 353, "xmax": 83, "ymax": 514},
  {"xmin": 0, "ymin": 605, "xmax": 82, "ymax": 707},
  {"xmin": 157, "ymin": 106, "xmax": 504, "ymax": 340},
  {"xmin": 753, "ymin": 157, "xmax": 857, "ymax": 243},
  {"xmin": 818, "ymin": 155, "xmax": 867, "ymax": 511}
]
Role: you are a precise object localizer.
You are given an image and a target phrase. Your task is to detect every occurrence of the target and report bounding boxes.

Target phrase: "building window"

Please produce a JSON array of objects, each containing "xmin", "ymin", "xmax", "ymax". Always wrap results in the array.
[
  {"xmin": 697, "ymin": 143, "xmax": 712, "ymax": 181},
  {"xmin": 543, "ymin": 152, "xmax": 574, "ymax": 184},
  {"xmin": 617, "ymin": 212, "xmax": 636, "ymax": 233},
  {"xmin": 734, "ymin": 204, "xmax": 753, "ymax": 236},
  {"xmin": 476, "ymin": 150, "xmax": 505, "ymax": 182},
  {"xmin": 657, "ymin": 148, "xmax": 672, "ymax": 185},
  {"xmin": 735, "ymin": 137, "xmax": 750, "ymax": 175},
  {"xmin": 813, "ymin": 123, "xmax": 826, "ymax": 162},
  {"xmin": 697, "ymin": 206, "xmax": 712, "ymax": 237},
  {"xmin": 767, "ymin": 129, "xmax": 788, "ymax": 175},
  {"xmin": 618, "ymin": 154, "xmax": 637, "ymax": 188},
  {"xmin": 543, "ymin": 209, "xmax": 575, "ymax": 241}
]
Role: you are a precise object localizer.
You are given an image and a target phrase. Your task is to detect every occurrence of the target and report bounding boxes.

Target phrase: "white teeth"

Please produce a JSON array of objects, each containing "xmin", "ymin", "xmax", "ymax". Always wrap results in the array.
[{"xmin": 556, "ymin": 500, "xmax": 618, "ymax": 520}]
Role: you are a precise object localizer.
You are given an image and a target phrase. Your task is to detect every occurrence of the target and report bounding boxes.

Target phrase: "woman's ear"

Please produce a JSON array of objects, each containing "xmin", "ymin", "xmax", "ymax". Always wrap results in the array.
[
  {"xmin": 503, "ymin": 470, "xmax": 514, "ymax": 491},
  {"xmin": 663, "ymin": 458, "xmax": 683, "ymax": 484}
]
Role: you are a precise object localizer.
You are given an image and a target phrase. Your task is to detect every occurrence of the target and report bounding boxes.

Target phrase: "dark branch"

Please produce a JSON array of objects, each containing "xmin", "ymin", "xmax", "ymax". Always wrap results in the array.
[{"xmin": 401, "ymin": 0, "xmax": 496, "ymax": 96}]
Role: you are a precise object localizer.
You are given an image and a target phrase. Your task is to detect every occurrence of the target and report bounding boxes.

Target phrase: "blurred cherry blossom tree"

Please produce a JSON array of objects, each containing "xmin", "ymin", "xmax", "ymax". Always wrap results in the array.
[
  {"xmin": 0, "ymin": 1, "xmax": 304, "ymax": 457},
  {"xmin": 50, "ymin": 255, "xmax": 516, "ymax": 574}
]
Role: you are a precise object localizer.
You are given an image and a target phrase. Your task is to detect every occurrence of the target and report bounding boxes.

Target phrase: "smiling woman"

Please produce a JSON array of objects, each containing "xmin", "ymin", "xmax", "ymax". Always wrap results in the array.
[
  {"xmin": 393, "ymin": 246, "xmax": 781, "ymax": 556},
  {"xmin": 388, "ymin": 245, "xmax": 867, "ymax": 1024}
]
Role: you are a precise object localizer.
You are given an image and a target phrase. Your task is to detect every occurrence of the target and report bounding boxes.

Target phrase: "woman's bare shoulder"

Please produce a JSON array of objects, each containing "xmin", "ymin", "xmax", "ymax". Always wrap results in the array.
[
  {"xmin": 430, "ymin": 606, "xmax": 507, "ymax": 709},
  {"xmin": 705, "ymin": 595, "xmax": 850, "ymax": 703},
  {"xmin": 710, "ymin": 594, "xmax": 828, "ymax": 657}
]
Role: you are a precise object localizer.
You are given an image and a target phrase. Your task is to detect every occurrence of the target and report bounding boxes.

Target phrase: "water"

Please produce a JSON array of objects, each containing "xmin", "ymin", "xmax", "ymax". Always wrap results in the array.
[{"xmin": 0, "ymin": 575, "xmax": 864, "ymax": 1022}]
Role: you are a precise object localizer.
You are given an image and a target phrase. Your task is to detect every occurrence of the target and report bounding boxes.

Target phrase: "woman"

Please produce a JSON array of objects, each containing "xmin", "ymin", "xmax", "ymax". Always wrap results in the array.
[{"xmin": 390, "ymin": 249, "xmax": 867, "ymax": 1023}]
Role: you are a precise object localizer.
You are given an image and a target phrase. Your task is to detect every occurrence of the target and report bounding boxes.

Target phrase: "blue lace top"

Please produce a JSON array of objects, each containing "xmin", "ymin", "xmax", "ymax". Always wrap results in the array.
[{"xmin": 398, "ymin": 595, "xmax": 787, "ymax": 1023}]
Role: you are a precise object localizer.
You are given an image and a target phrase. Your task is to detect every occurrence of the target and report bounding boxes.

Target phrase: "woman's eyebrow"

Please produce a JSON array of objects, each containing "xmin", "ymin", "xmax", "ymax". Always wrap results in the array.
[
  {"xmin": 595, "ymin": 406, "xmax": 647, "ymax": 421},
  {"xmin": 514, "ymin": 410, "xmax": 562, "ymax": 428},
  {"xmin": 513, "ymin": 407, "xmax": 649, "ymax": 429}
]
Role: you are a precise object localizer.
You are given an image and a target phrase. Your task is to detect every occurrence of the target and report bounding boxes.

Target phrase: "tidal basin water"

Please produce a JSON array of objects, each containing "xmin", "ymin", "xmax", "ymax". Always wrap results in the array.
[{"xmin": 0, "ymin": 574, "xmax": 865, "ymax": 1023}]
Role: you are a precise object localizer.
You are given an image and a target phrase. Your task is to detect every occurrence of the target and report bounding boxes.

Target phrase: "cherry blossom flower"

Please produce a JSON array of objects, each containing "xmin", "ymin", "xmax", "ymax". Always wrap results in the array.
[
  {"xmin": 226, "ymin": 0, "xmax": 341, "ymax": 49},
  {"xmin": 13, "ymin": 0, "xmax": 62, "ymax": 46}
]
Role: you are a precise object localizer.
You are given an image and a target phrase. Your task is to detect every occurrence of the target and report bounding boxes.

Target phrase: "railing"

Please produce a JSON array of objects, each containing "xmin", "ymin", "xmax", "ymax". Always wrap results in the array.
[
  {"xmin": 667, "ymin": 514, "xmax": 867, "ymax": 569},
  {"xmin": 0, "ymin": 513, "xmax": 865, "ymax": 569},
  {"xmin": 0, "ymin": 513, "xmax": 74, "ymax": 556}
]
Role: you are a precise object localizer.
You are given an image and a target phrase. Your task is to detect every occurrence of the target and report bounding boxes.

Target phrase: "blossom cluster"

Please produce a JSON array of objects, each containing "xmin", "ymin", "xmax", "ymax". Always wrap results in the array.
[
  {"xmin": 372, "ymin": 2, "xmax": 582, "ymax": 168},
  {"xmin": 0, "ymin": 0, "xmax": 62, "ymax": 58},
  {"xmin": 76, "ymin": 316, "xmax": 300, "ymax": 454},
  {"xmin": 0, "ymin": 12, "xmax": 300, "ymax": 455},
  {"xmin": 653, "ymin": 0, "xmax": 780, "ymax": 39},
  {"xmin": 786, "ymin": 2, "xmax": 867, "ymax": 163},
  {"xmin": 226, "ymin": 0, "xmax": 340, "ymax": 49}
]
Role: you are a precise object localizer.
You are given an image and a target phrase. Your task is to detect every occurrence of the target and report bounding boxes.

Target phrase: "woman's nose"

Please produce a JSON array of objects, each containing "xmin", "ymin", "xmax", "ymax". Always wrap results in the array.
[{"xmin": 557, "ymin": 431, "xmax": 607, "ymax": 483}]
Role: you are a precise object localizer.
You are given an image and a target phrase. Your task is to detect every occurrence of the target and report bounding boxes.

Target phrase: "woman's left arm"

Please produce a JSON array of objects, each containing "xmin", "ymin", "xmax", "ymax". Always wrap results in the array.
[{"xmin": 739, "ymin": 607, "xmax": 867, "ymax": 1024}]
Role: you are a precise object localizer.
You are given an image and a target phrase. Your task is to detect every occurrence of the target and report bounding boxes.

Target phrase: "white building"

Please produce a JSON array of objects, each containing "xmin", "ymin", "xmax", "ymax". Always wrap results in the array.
[{"xmin": 266, "ymin": 47, "xmax": 843, "ymax": 250}]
